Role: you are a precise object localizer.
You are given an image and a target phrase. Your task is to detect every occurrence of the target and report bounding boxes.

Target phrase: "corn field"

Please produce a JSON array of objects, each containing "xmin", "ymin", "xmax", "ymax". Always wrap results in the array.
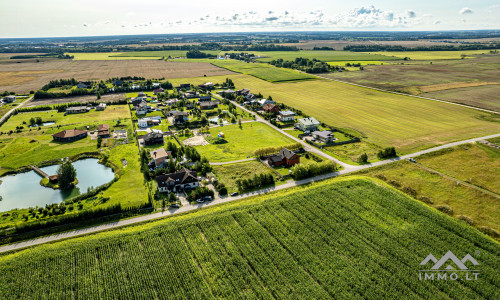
[{"xmin": 0, "ymin": 178, "xmax": 498, "ymax": 299}]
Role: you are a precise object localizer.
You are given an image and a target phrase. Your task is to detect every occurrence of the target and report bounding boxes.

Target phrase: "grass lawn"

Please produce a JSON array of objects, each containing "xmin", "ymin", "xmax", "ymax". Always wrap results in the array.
[
  {"xmin": 100, "ymin": 143, "xmax": 149, "ymax": 209},
  {"xmin": 0, "ymin": 177, "xmax": 498, "ymax": 299},
  {"xmin": 325, "ymin": 141, "xmax": 383, "ymax": 165},
  {"xmin": 195, "ymin": 122, "xmax": 295, "ymax": 162},
  {"xmin": 211, "ymin": 60, "xmax": 315, "ymax": 82},
  {"xmin": 356, "ymin": 161, "xmax": 500, "ymax": 235},
  {"xmin": 416, "ymin": 143, "xmax": 500, "ymax": 195},
  {"xmin": 212, "ymin": 160, "xmax": 276, "ymax": 193},
  {"xmin": 230, "ymin": 75, "xmax": 500, "ymax": 154},
  {"xmin": 372, "ymin": 49, "xmax": 500, "ymax": 60}
]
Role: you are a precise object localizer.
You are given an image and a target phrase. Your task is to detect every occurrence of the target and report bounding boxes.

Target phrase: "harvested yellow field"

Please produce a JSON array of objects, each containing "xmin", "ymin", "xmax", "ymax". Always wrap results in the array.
[{"xmin": 419, "ymin": 81, "xmax": 499, "ymax": 93}]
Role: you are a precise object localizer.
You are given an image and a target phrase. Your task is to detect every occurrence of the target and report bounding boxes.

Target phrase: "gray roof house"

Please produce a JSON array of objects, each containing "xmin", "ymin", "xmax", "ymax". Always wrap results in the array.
[{"xmin": 297, "ymin": 117, "xmax": 320, "ymax": 132}]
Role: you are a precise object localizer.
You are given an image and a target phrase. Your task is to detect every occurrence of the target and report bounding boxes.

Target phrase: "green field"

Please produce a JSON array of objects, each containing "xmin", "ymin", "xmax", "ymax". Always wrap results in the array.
[
  {"xmin": 358, "ymin": 158, "xmax": 500, "ymax": 235},
  {"xmin": 327, "ymin": 60, "xmax": 386, "ymax": 66},
  {"xmin": 0, "ymin": 177, "xmax": 498, "ymax": 299},
  {"xmin": 212, "ymin": 160, "xmax": 277, "ymax": 193},
  {"xmin": 237, "ymin": 50, "xmax": 401, "ymax": 62},
  {"xmin": 373, "ymin": 49, "xmax": 500, "ymax": 60},
  {"xmin": 195, "ymin": 122, "xmax": 295, "ymax": 162},
  {"xmin": 211, "ymin": 60, "xmax": 315, "ymax": 82},
  {"xmin": 416, "ymin": 143, "xmax": 500, "ymax": 195},
  {"xmin": 230, "ymin": 75, "xmax": 500, "ymax": 154}
]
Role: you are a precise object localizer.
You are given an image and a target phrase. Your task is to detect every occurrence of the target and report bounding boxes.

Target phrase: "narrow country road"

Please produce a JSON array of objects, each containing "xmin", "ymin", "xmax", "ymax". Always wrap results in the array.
[
  {"xmin": 0, "ymin": 95, "xmax": 34, "ymax": 124},
  {"xmin": 1, "ymin": 132, "xmax": 499, "ymax": 253}
]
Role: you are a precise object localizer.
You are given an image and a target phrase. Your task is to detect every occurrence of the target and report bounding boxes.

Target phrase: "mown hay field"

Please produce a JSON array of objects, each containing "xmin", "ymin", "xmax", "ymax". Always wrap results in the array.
[
  {"xmin": 211, "ymin": 60, "xmax": 315, "ymax": 82},
  {"xmin": 230, "ymin": 75, "xmax": 500, "ymax": 153},
  {"xmin": 0, "ymin": 177, "xmax": 498, "ymax": 299},
  {"xmin": 0, "ymin": 59, "xmax": 234, "ymax": 93},
  {"xmin": 240, "ymin": 50, "xmax": 402, "ymax": 62},
  {"xmin": 372, "ymin": 49, "xmax": 500, "ymax": 60}
]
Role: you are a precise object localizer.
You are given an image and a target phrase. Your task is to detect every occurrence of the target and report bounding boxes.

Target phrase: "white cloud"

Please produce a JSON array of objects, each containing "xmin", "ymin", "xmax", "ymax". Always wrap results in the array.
[
  {"xmin": 406, "ymin": 10, "xmax": 416, "ymax": 18},
  {"xmin": 459, "ymin": 7, "xmax": 473, "ymax": 15}
]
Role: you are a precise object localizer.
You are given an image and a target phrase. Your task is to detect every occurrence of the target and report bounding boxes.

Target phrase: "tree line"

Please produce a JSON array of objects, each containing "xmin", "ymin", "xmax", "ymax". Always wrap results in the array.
[{"xmin": 344, "ymin": 43, "xmax": 500, "ymax": 52}]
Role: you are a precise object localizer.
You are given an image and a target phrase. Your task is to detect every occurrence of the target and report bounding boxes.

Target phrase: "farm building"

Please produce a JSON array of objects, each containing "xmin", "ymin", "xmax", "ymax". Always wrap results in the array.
[
  {"xmin": 97, "ymin": 124, "xmax": 110, "ymax": 138},
  {"xmin": 96, "ymin": 103, "xmax": 106, "ymax": 111},
  {"xmin": 155, "ymin": 168, "xmax": 199, "ymax": 193},
  {"xmin": 76, "ymin": 82, "xmax": 91, "ymax": 89},
  {"xmin": 297, "ymin": 117, "xmax": 320, "ymax": 132},
  {"xmin": 312, "ymin": 131, "xmax": 335, "ymax": 143},
  {"xmin": 278, "ymin": 110, "xmax": 295, "ymax": 122},
  {"xmin": 52, "ymin": 129, "xmax": 88, "ymax": 142},
  {"xmin": 267, "ymin": 148, "xmax": 300, "ymax": 167},
  {"xmin": 149, "ymin": 148, "xmax": 172, "ymax": 170},
  {"xmin": 142, "ymin": 132, "xmax": 164, "ymax": 145},
  {"xmin": 65, "ymin": 106, "xmax": 89, "ymax": 114},
  {"xmin": 200, "ymin": 101, "xmax": 219, "ymax": 110},
  {"xmin": 263, "ymin": 103, "xmax": 280, "ymax": 114}
]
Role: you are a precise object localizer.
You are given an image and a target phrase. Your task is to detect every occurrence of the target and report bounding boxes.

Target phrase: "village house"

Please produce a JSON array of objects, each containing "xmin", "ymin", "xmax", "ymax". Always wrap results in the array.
[
  {"xmin": 172, "ymin": 111, "xmax": 189, "ymax": 124},
  {"xmin": 76, "ymin": 81, "xmax": 91, "ymax": 89},
  {"xmin": 138, "ymin": 92, "xmax": 147, "ymax": 97},
  {"xmin": 258, "ymin": 99, "xmax": 275, "ymax": 107},
  {"xmin": 278, "ymin": 110, "xmax": 296, "ymax": 122},
  {"xmin": 263, "ymin": 103, "xmax": 280, "ymax": 114},
  {"xmin": 138, "ymin": 116, "xmax": 161, "ymax": 128},
  {"xmin": 236, "ymin": 88, "xmax": 250, "ymax": 96},
  {"xmin": 52, "ymin": 129, "xmax": 88, "ymax": 142},
  {"xmin": 113, "ymin": 79, "xmax": 123, "ymax": 86},
  {"xmin": 297, "ymin": 117, "xmax": 321, "ymax": 132},
  {"xmin": 198, "ymin": 82, "xmax": 214, "ymax": 91},
  {"xmin": 1, "ymin": 95, "xmax": 16, "ymax": 103},
  {"xmin": 97, "ymin": 124, "xmax": 110, "ymax": 138},
  {"xmin": 149, "ymin": 148, "xmax": 172, "ymax": 170},
  {"xmin": 153, "ymin": 88, "xmax": 164, "ymax": 95},
  {"xmin": 96, "ymin": 103, "xmax": 106, "ymax": 111},
  {"xmin": 200, "ymin": 101, "xmax": 219, "ymax": 110},
  {"xmin": 136, "ymin": 102, "xmax": 150, "ymax": 115},
  {"xmin": 312, "ymin": 131, "xmax": 335, "ymax": 143},
  {"xmin": 155, "ymin": 168, "xmax": 199, "ymax": 193},
  {"xmin": 267, "ymin": 148, "xmax": 300, "ymax": 167},
  {"xmin": 142, "ymin": 132, "xmax": 164, "ymax": 145},
  {"xmin": 218, "ymin": 89, "xmax": 235, "ymax": 97},
  {"xmin": 176, "ymin": 83, "xmax": 191, "ymax": 91},
  {"xmin": 198, "ymin": 95, "xmax": 212, "ymax": 102},
  {"xmin": 182, "ymin": 91, "xmax": 199, "ymax": 99},
  {"xmin": 131, "ymin": 97, "xmax": 147, "ymax": 106},
  {"xmin": 165, "ymin": 98, "xmax": 179, "ymax": 106},
  {"xmin": 66, "ymin": 106, "xmax": 89, "ymax": 114}
]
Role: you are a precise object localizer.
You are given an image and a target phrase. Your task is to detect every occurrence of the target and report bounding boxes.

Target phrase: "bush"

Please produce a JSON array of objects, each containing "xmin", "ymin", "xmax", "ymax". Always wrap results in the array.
[
  {"xmin": 478, "ymin": 226, "xmax": 500, "ymax": 239},
  {"xmin": 377, "ymin": 147, "xmax": 397, "ymax": 159},
  {"xmin": 401, "ymin": 186, "xmax": 417, "ymax": 198},
  {"xmin": 418, "ymin": 196, "xmax": 433, "ymax": 204},
  {"xmin": 290, "ymin": 161, "xmax": 336, "ymax": 180},
  {"xmin": 436, "ymin": 205, "xmax": 454, "ymax": 216},
  {"xmin": 187, "ymin": 187, "xmax": 214, "ymax": 201},
  {"xmin": 375, "ymin": 174, "xmax": 387, "ymax": 181},
  {"xmin": 457, "ymin": 215, "xmax": 474, "ymax": 226},
  {"xmin": 387, "ymin": 180, "xmax": 401, "ymax": 188}
]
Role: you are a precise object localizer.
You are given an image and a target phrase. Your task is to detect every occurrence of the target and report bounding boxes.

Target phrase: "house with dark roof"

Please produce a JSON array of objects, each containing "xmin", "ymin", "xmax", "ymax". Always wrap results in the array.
[
  {"xmin": 76, "ymin": 81, "xmax": 91, "ymax": 89},
  {"xmin": 97, "ymin": 124, "xmax": 110, "ymax": 138},
  {"xmin": 312, "ymin": 131, "xmax": 335, "ymax": 143},
  {"xmin": 267, "ymin": 148, "xmax": 300, "ymax": 167},
  {"xmin": 113, "ymin": 79, "xmax": 124, "ymax": 86},
  {"xmin": 198, "ymin": 95, "xmax": 212, "ymax": 102},
  {"xmin": 263, "ymin": 103, "xmax": 280, "ymax": 114},
  {"xmin": 142, "ymin": 132, "xmax": 164, "ymax": 145},
  {"xmin": 156, "ymin": 168, "xmax": 199, "ymax": 193},
  {"xmin": 176, "ymin": 83, "xmax": 191, "ymax": 91},
  {"xmin": 2, "ymin": 95, "xmax": 16, "ymax": 103},
  {"xmin": 218, "ymin": 89, "xmax": 235, "ymax": 97},
  {"xmin": 200, "ymin": 101, "xmax": 219, "ymax": 110},
  {"xmin": 198, "ymin": 82, "xmax": 214, "ymax": 90},
  {"xmin": 236, "ymin": 88, "xmax": 250, "ymax": 96},
  {"xmin": 172, "ymin": 111, "xmax": 189, "ymax": 124},
  {"xmin": 52, "ymin": 129, "xmax": 88, "ymax": 142},
  {"xmin": 153, "ymin": 88, "xmax": 164, "ymax": 95}
]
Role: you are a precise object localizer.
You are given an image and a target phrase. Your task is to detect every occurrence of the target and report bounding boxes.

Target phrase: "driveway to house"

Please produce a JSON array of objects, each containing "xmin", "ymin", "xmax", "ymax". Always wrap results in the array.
[
  {"xmin": 0, "ymin": 95, "xmax": 33, "ymax": 124},
  {"xmin": 1, "ymin": 132, "xmax": 499, "ymax": 253}
]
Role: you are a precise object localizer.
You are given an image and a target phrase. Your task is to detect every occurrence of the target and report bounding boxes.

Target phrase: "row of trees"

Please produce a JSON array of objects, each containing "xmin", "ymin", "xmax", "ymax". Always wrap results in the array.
[
  {"xmin": 344, "ymin": 43, "xmax": 500, "ymax": 52},
  {"xmin": 253, "ymin": 143, "xmax": 302, "ymax": 157},
  {"xmin": 235, "ymin": 173, "xmax": 275, "ymax": 192},
  {"xmin": 186, "ymin": 50, "xmax": 216, "ymax": 59},
  {"xmin": 268, "ymin": 57, "xmax": 333, "ymax": 73},
  {"xmin": 377, "ymin": 147, "xmax": 397, "ymax": 159},
  {"xmin": 291, "ymin": 161, "xmax": 336, "ymax": 180}
]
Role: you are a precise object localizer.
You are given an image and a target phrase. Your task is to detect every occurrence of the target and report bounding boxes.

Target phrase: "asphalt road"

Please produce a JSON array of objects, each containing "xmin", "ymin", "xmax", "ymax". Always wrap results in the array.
[{"xmin": 0, "ymin": 95, "xmax": 33, "ymax": 124}]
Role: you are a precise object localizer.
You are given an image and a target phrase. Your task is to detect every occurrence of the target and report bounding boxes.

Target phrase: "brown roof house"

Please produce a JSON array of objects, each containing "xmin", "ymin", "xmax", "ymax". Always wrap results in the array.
[
  {"xmin": 52, "ymin": 129, "xmax": 88, "ymax": 142},
  {"xmin": 156, "ymin": 168, "xmax": 199, "ymax": 193},
  {"xmin": 200, "ymin": 101, "xmax": 219, "ymax": 110},
  {"xmin": 267, "ymin": 148, "xmax": 300, "ymax": 167},
  {"xmin": 149, "ymin": 148, "xmax": 172, "ymax": 170},
  {"xmin": 97, "ymin": 124, "xmax": 110, "ymax": 138},
  {"xmin": 263, "ymin": 103, "xmax": 280, "ymax": 114}
]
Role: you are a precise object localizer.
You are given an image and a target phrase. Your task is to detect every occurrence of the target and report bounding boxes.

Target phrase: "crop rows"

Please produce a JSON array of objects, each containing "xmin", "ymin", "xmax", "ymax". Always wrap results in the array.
[{"xmin": 0, "ymin": 178, "xmax": 499, "ymax": 299}]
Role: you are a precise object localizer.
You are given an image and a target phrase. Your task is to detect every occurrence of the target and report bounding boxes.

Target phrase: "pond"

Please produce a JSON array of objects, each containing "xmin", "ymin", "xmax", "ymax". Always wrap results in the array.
[
  {"xmin": 0, "ymin": 159, "xmax": 115, "ymax": 212},
  {"xmin": 29, "ymin": 122, "xmax": 55, "ymax": 127}
]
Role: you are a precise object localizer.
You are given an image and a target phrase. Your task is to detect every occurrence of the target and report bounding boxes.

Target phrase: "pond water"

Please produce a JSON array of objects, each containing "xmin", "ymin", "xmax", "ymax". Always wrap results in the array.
[
  {"xmin": 29, "ymin": 122, "xmax": 55, "ymax": 127},
  {"xmin": 0, "ymin": 159, "xmax": 115, "ymax": 212}
]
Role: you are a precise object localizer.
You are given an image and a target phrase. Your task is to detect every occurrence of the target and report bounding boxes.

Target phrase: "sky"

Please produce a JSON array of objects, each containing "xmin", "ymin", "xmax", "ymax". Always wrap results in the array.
[{"xmin": 0, "ymin": 0, "xmax": 499, "ymax": 38}]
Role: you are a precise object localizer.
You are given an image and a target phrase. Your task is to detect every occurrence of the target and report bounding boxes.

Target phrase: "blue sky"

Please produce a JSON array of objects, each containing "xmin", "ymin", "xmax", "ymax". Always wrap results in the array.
[{"xmin": 0, "ymin": 1, "xmax": 499, "ymax": 38}]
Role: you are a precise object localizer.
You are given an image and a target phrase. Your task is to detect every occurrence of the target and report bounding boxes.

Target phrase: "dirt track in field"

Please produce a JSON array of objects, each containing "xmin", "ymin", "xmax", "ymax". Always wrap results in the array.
[{"xmin": 0, "ymin": 58, "xmax": 234, "ymax": 93}]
